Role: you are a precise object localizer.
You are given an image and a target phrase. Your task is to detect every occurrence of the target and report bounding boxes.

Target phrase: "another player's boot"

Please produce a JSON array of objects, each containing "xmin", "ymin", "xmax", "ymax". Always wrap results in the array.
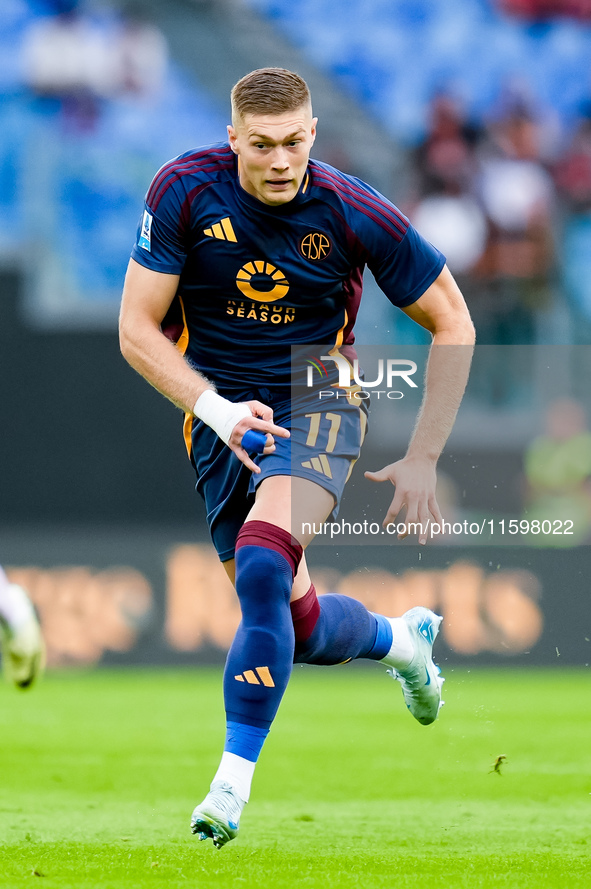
[
  {"xmin": 382, "ymin": 606, "xmax": 444, "ymax": 725},
  {"xmin": 0, "ymin": 584, "xmax": 45, "ymax": 688},
  {"xmin": 190, "ymin": 780, "xmax": 245, "ymax": 849}
]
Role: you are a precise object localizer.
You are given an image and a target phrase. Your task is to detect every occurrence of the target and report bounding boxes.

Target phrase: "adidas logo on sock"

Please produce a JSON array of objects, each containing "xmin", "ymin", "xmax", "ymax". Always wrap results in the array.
[{"xmin": 234, "ymin": 667, "xmax": 275, "ymax": 687}]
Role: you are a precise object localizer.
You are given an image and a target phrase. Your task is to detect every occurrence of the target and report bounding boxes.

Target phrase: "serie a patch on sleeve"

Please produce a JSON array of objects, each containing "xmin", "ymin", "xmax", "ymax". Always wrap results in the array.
[{"xmin": 139, "ymin": 210, "xmax": 153, "ymax": 251}]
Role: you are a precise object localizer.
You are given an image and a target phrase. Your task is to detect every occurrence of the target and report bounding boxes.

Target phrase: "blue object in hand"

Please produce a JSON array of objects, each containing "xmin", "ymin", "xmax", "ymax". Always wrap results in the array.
[{"xmin": 241, "ymin": 429, "xmax": 267, "ymax": 454}]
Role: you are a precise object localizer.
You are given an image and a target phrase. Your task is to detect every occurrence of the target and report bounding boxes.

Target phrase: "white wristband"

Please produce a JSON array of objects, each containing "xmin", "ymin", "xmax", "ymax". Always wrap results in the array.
[{"xmin": 192, "ymin": 390, "xmax": 251, "ymax": 445}]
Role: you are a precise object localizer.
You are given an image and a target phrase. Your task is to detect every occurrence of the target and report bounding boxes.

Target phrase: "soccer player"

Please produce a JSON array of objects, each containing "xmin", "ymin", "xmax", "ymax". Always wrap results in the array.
[
  {"xmin": 119, "ymin": 68, "xmax": 475, "ymax": 848},
  {"xmin": 0, "ymin": 565, "xmax": 44, "ymax": 688}
]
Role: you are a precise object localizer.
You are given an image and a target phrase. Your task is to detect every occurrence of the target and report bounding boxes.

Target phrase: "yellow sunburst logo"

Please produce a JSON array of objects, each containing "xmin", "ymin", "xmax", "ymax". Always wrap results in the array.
[{"xmin": 235, "ymin": 261, "xmax": 289, "ymax": 302}]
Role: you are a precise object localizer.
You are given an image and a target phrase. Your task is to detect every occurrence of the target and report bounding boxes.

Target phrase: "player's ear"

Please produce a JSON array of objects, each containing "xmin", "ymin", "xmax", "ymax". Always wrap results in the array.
[
  {"xmin": 227, "ymin": 124, "xmax": 238, "ymax": 153},
  {"xmin": 310, "ymin": 117, "xmax": 318, "ymax": 145}
]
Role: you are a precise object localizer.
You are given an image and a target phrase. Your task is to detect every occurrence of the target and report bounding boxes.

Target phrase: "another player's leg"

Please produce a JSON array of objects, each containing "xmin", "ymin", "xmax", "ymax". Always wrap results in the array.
[
  {"xmin": 290, "ymin": 561, "xmax": 444, "ymax": 726},
  {"xmin": 0, "ymin": 566, "xmax": 44, "ymax": 688},
  {"xmin": 191, "ymin": 515, "xmax": 302, "ymax": 848}
]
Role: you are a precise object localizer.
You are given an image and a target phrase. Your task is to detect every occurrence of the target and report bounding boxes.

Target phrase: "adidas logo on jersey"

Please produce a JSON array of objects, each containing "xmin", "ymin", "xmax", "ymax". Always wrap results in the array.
[
  {"xmin": 301, "ymin": 454, "xmax": 333, "ymax": 478},
  {"xmin": 204, "ymin": 217, "xmax": 237, "ymax": 242},
  {"xmin": 234, "ymin": 667, "xmax": 275, "ymax": 687}
]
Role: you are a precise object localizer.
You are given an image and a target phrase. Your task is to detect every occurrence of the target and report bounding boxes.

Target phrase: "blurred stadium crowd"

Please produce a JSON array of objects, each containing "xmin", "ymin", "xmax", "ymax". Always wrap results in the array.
[
  {"xmin": 1, "ymin": 0, "xmax": 590, "ymax": 341},
  {"xmin": 0, "ymin": 0, "xmax": 226, "ymax": 313}
]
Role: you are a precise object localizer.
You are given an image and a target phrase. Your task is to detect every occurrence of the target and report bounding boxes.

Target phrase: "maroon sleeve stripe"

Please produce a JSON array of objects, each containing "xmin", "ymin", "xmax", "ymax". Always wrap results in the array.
[
  {"xmin": 314, "ymin": 165, "xmax": 409, "ymax": 231},
  {"xmin": 151, "ymin": 160, "xmax": 233, "ymax": 211},
  {"xmin": 312, "ymin": 168, "xmax": 408, "ymax": 240},
  {"xmin": 147, "ymin": 145, "xmax": 232, "ymax": 201},
  {"xmin": 178, "ymin": 181, "xmax": 215, "ymax": 230},
  {"xmin": 313, "ymin": 173, "xmax": 407, "ymax": 242},
  {"xmin": 313, "ymin": 168, "xmax": 408, "ymax": 237},
  {"xmin": 147, "ymin": 148, "xmax": 234, "ymax": 210}
]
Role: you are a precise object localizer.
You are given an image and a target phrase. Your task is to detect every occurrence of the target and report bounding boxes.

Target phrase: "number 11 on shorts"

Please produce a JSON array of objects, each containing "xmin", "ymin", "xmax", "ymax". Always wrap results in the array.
[{"xmin": 304, "ymin": 412, "xmax": 342, "ymax": 452}]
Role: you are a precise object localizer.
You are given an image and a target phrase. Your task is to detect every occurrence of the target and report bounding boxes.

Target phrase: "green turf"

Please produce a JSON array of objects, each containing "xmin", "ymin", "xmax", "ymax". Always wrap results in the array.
[{"xmin": 0, "ymin": 666, "xmax": 589, "ymax": 888}]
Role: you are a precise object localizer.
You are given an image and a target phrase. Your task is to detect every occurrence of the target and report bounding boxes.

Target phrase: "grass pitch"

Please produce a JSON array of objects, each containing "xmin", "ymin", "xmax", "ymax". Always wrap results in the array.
[{"xmin": 0, "ymin": 666, "xmax": 589, "ymax": 888}]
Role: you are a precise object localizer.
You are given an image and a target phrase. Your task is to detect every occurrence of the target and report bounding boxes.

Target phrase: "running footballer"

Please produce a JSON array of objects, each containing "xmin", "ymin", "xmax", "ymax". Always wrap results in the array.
[{"xmin": 119, "ymin": 68, "xmax": 475, "ymax": 848}]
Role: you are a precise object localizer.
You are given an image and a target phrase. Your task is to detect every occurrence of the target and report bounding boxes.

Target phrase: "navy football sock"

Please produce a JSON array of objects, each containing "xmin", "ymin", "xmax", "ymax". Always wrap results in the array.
[
  {"xmin": 223, "ymin": 522, "xmax": 302, "ymax": 738},
  {"xmin": 292, "ymin": 585, "xmax": 393, "ymax": 665}
]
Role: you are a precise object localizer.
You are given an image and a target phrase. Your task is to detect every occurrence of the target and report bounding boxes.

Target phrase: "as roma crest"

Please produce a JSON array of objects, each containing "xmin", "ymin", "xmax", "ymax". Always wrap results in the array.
[{"xmin": 300, "ymin": 231, "xmax": 332, "ymax": 262}]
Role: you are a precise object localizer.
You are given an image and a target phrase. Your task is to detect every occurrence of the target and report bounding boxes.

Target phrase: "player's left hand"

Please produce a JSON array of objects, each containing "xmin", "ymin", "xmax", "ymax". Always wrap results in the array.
[{"xmin": 364, "ymin": 455, "xmax": 444, "ymax": 545}]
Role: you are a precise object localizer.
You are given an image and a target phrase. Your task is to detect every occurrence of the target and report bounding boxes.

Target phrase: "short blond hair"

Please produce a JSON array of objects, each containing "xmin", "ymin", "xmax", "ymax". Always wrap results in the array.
[{"xmin": 231, "ymin": 68, "xmax": 311, "ymax": 123}]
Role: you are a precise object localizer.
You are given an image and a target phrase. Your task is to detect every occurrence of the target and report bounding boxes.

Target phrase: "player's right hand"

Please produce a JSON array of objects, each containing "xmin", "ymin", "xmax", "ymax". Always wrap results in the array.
[
  {"xmin": 365, "ymin": 454, "xmax": 443, "ymax": 545},
  {"xmin": 228, "ymin": 400, "xmax": 290, "ymax": 474}
]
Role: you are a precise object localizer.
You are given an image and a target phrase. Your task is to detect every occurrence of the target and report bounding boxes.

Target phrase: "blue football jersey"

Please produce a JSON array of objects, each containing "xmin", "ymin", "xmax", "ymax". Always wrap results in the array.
[{"xmin": 130, "ymin": 143, "xmax": 445, "ymax": 393}]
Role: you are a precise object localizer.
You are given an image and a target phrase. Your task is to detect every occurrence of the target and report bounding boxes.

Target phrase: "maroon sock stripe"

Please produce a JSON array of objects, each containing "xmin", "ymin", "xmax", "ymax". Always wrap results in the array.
[
  {"xmin": 290, "ymin": 583, "xmax": 320, "ymax": 642},
  {"xmin": 235, "ymin": 520, "xmax": 303, "ymax": 576}
]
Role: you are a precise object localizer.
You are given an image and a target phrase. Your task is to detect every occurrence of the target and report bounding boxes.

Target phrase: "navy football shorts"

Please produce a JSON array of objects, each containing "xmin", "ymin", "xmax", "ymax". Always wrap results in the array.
[{"xmin": 188, "ymin": 386, "xmax": 367, "ymax": 562}]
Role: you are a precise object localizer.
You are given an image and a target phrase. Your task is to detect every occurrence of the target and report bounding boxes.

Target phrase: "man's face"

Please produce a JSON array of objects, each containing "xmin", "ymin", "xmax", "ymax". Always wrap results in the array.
[{"xmin": 228, "ymin": 105, "xmax": 317, "ymax": 206}]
